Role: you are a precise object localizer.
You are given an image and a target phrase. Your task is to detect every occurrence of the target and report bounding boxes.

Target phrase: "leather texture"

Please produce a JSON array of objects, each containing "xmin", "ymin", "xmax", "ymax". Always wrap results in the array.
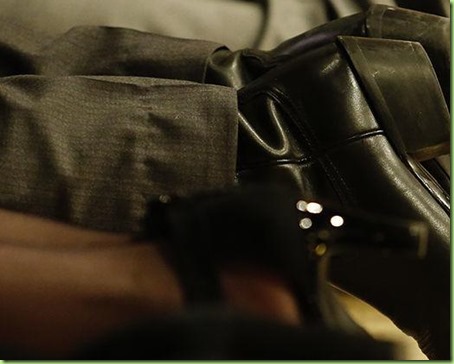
[
  {"xmin": 208, "ymin": 4, "xmax": 450, "ymax": 106},
  {"xmin": 206, "ymin": 3, "xmax": 451, "ymax": 196},
  {"xmin": 235, "ymin": 38, "xmax": 450, "ymax": 359}
]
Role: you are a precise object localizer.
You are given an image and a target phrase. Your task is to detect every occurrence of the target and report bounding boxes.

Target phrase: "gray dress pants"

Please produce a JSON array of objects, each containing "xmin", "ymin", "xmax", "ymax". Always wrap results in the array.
[{"xmin": 0, "ymin": 19, "xmax": 238, "ymax": 232}]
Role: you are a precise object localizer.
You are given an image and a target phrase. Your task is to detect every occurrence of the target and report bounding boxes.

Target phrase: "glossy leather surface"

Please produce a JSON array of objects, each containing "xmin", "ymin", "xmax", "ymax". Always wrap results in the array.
[
  {"xmin": 338, "ymin": 36, "xmax": 450, "ymax": 211},
  {"xmin": 236, "ymin": 38, "xmax": 450, "ymax": 359},
  {"xmin": 238, "ymin": 37, "xmax": 449, "ymax": 211},
  {"xmin": 339, "ymin": 36, "xmax": 450, "ymax": 161},
  {"xmin": 206, "ymin": 4, "xmax": 451, "ymax": 197},
  {"xmin": 208, "ymin": 5, "xmax": 450, "ymax": 106}
]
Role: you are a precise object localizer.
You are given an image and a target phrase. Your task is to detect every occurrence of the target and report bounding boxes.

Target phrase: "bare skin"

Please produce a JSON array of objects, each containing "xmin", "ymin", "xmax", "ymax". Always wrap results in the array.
[{"xmin": 0, "ymin": 208, "xmax": 300, "ymax": 358}]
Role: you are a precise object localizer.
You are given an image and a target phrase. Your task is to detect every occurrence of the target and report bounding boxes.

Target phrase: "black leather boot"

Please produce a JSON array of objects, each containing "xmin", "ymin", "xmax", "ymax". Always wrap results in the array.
[
  {"xmin": 235, "ymin": 37, "xmax": 450, "ymax": 360},
  {"xmin": 208, "ymin": 4, "xmax": 450, "ymax": 104},
  {"xmin": 206, "ymin": 4, "xmax": 451, "ymax": 196}
]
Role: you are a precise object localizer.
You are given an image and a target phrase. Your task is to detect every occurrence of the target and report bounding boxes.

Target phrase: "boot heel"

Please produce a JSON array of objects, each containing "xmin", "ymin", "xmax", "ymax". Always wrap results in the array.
[
  {"xmin": 337, "ymin": 36, "xmax": 450, "ymax": 162},
  {"xmin": 264, "ymin": 4, "xmax": 450, "ymax": 106},
  {"xmin": 366, "ymin": 5, "xmax": 450, "ymax": 106}
]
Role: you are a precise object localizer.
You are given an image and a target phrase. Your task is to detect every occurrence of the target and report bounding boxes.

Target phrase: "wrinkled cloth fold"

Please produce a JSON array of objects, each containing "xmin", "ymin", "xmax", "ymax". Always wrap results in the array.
[
  {"xmin": 0, "ymin": 75, "xmax": 238, "ymax": 232},
  {"xmin": 0, "ymin": 17, "xmax": 239, "ymax": 232}
]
